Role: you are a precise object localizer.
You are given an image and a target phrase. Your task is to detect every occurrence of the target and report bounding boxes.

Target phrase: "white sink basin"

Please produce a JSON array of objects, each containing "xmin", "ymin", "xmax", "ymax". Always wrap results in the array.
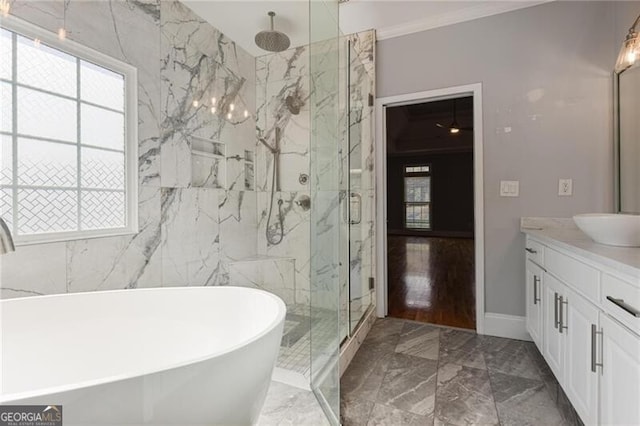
[{"xmin": 573, "ymin": 214, "xmax": 640, "ymax": 247}]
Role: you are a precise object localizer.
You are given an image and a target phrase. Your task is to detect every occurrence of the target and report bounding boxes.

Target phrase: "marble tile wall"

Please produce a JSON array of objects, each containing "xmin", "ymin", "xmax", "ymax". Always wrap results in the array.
[
  {"xmin": 0, "ymin": 0, "xmax": 257, "ymax": 298},
  {"xmin": 228, "ymin": 257, "xmax": 296, "ymax": 305},
  {"xmin": 255, "ymin": 46, "xmax": 312, "ymax": 305}
]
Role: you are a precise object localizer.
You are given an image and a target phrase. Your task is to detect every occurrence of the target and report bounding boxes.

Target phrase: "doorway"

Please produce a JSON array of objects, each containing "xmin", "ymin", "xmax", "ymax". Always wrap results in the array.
[{"xmin": 375, "ymin": 84, "xmax": 485, "ymax": 333}]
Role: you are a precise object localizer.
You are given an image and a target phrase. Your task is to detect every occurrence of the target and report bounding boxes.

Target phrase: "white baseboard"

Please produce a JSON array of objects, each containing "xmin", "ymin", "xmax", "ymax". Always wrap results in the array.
[{"xmin": 483, "ymin": 313, "xmax": 532, "ymax": 341}]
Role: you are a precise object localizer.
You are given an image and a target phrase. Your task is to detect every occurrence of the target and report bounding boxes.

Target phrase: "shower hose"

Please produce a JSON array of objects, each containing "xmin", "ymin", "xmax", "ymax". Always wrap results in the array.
[{"xmin": 265, "ymin": 154, "xmax": 284, "ymax": 245}]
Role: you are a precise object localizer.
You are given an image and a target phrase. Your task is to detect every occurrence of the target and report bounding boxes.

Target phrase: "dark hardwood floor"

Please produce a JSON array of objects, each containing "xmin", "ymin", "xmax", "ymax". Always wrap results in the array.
[{"xmin": 387, "ymin": 236, "xmax": 475, "ymax": 329}]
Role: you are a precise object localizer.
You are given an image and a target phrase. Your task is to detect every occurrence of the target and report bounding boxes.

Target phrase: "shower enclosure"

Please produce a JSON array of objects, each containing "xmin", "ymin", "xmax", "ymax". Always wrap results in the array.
[{"xmin": 342, "ymin": 34, "xmax": 376, "ymax": 341}]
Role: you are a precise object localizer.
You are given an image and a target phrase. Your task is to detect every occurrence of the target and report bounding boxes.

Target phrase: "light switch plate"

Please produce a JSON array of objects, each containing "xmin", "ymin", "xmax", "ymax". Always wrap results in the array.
[
  {"xmin": 558, "ymin": 179, "xmax": 572, "ymax": 196},
  {"xmin": 500, "ymin": 180, "xmax": 519, "ymax": 197}
]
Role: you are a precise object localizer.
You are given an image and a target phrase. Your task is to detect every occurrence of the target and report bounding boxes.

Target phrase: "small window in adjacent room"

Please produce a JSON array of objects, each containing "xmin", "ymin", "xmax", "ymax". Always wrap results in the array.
[
  {"xmin": 0, "ymin": 19, "xmax": 138, "ymax": 244},
  {"xmin": 403, "ymin": 164, "xmax": 431, "ymax": 229}
]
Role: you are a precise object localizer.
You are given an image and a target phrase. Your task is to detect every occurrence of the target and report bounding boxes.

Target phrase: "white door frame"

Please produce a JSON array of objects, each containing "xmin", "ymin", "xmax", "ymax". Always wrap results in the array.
[{"xmin": 375, "ymin": 83, "xmax": 485, "ymax": 334}]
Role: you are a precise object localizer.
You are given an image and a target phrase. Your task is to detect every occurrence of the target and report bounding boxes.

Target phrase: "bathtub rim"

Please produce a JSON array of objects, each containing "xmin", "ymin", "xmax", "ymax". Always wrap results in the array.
[{"xmin": 0, "ymin": 286, "xmax": 286, "ymax": 404}]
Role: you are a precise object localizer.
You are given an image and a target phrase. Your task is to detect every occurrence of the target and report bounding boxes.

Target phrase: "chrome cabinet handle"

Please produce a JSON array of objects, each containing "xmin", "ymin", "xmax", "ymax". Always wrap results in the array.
[
  {"xmin": 554, "ymin": 293, "xmax": 559, "ymax": 329},
  {"xmin": 591, "ymin": 324, "xmax": 603, "ymax": 373},
  {"xmin": 525, "ymin": 247, "xmax": 537, "ymax": 254},
  {"xmin": 606, "ymin": 296, "xmax": 640, "ymax": 318},
  {"xmin": 559, "ymin": 296, "xmax": 568, "ymax": 333},
  {"xmin": 533, "ymin": 275, "xmax": 540, "ymax": 305}
]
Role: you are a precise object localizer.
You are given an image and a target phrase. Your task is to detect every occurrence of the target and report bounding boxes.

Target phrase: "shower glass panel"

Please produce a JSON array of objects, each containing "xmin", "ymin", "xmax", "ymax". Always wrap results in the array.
[
  {"xmin": 309, "ymin": 0, "xmax": 342, "ymax": 424},
  {"xmin": 346, "ymin": 39, "xmax": 374, "ymax": 335}
]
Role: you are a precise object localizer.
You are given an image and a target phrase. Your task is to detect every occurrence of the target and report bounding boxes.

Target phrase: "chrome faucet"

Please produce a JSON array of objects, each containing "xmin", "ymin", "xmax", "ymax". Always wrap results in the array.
[{"xmin": 0, "ymin": 217, "xmax": 15, "ymax": 255}]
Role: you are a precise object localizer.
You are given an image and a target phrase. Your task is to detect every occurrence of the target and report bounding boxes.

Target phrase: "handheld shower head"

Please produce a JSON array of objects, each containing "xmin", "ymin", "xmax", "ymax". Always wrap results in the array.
[{"xmin": 255, "ymin": 11, "xmax": 290, "ymax": 53}]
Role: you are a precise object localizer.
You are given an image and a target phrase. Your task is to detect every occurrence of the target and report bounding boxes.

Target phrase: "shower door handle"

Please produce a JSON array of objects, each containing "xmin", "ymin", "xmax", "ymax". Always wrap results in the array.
[{"xmin": 350, "ymin": 192, "xmax": 362, "ymax": 225}]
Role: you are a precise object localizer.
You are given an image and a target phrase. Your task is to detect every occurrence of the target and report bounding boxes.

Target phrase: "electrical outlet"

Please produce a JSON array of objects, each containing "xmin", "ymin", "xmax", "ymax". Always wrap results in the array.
[
  {"xmin": 558, "ymin": 178, "xmax": 573, "ymax": 196},
  {"xmin": 500, "ymin": 180, "xmax": 519, "ymax": 197}
]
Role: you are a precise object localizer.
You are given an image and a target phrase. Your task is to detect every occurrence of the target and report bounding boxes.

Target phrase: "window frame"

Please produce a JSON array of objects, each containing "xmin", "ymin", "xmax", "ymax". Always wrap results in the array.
[
  {"xmin": 1, "ymin": 16, "xmax": 138, "ymax": 246},
  {"xmin": 403, "ymin": 164, "xmax": 431, "ymax": 230}
]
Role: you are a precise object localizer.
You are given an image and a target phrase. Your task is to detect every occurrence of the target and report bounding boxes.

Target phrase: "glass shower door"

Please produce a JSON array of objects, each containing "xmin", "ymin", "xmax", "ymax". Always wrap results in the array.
[
  {"xmin": 347, "ymin": 39, "xmax": 374, "ymax": 335},
  {"xmin": 309, "ymin": 0, "xmax": 342, "ymax": 424}
]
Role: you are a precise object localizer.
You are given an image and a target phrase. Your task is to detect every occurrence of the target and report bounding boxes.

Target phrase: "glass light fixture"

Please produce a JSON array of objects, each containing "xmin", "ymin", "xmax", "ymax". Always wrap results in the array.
[
  {"xmin": 0, "ymin": 0, "xmax": 10, "ymax": 17},
  {"xmin": 211, "ymin": 97, "xmax": 216, "ymax": 105},
  {"xmin": 58, "ymin": 27, "xmax": 67, "ymax": 40},
  {"xmin": 615, "ymin": 14, "xmax": 640, "ymax": 73},
  {"xmin": 211, "ymin": 106, "xmax": 216, "ymax": 114},
  {"xmin": 244, "ymin": 109, "xmax": 249, "ymax": 118},
  {"xmin": 192, "ymin": 100, "xmax": 199, "ymax": 108},
  {"xmin": 229, "ymin": 103, "xmax": 235, "ymax": 112}
]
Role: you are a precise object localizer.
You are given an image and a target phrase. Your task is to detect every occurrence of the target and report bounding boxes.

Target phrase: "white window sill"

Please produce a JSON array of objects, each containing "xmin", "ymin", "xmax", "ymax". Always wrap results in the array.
[{"xmin": 14, "ymin": 227, "xmax": 139, "ymax": 247}]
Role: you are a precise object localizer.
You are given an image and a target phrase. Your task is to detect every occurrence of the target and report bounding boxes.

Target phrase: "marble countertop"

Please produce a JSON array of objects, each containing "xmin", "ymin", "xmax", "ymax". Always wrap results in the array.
[{"xmin": 521, "ymin": 217, "xmax": 640, "ymax": 280}]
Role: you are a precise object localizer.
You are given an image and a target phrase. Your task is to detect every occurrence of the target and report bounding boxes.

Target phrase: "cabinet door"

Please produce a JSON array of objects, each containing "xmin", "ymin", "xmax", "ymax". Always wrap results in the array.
[
  {"xmin": 563, "ymin": 286, "xmax": 599, "ymax": 425},
  {"xmin": 543, "ymin": 273, "xmax": 564, "ymax": 379},
  {"xmin": 600, "ymin": 314, "xmax": 640, "ymax": 425},
  {"xmin": 526, "ymin": 260, "xmax": 543, "ymax": 349}
]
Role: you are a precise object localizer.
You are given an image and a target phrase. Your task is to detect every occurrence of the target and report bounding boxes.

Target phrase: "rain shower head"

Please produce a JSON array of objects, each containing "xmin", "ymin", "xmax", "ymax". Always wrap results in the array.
[{"xmin": 255, "ymin": 11, "xmax": 290, "ymax": 53}]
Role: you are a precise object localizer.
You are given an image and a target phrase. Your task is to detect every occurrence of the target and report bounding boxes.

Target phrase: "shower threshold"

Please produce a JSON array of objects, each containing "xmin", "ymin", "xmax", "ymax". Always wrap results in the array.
[{"xmin": 273, "ymin": 303, "xmax": 338, "ymax": 389}]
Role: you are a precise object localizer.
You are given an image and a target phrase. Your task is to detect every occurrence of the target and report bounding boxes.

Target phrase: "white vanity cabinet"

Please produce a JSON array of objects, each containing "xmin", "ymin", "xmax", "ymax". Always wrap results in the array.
[
  {"xmin": 562, "ymin": 284, "xmax": 599, "ymax": 424},
  {"xmin": 525, "ymin": 259, "xmax": 543, "ymax": 348},
  {"xmin": 524, "ymin": 234, "xmax": 640, "ymax": 425},
  {"xmin": 542, "ymin": 272, "xmax": 565, "ymax": 380},
  {"xmin": 600, "ymin": 314, "xmax": 640, "ymax": 425}
]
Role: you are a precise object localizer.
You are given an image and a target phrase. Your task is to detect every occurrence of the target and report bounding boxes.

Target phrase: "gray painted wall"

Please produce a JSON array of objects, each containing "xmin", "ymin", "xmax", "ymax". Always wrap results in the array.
[{"xmin": 377, "ymin": 1, "xmax": 638, "ymax": 316}]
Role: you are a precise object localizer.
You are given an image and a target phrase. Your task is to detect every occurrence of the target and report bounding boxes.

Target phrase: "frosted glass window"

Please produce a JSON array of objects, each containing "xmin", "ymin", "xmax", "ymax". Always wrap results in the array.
[
  {"xmin": 81, "ymin": 191, "xmax": 125, "ymax": 230},
  {"xmin": 18, "ymin": 86, "xmax": 77, "ymax": 142},
  {"xmin": 0, "ymin": 188, "xmax": 12, "ymax": 230},
  {"xmin": 1, "ymin": 81, "xmax": 11, "ymax": 132},
  {"xmin": 17, "ymin": 189, "xmax": 78, "ymax": 234},
  {"xmin": 17, "ymin": 138, "xmax": 77, "ymax": 187},
  {"xmin": 1, "ymin": 29, "xmax": 12, "ymax": 80},
  {"xmin": 1, "ymin": 135, "xmax": 11, "ymax": 185},
  {"xmin": 81, "ymin": 147, "xmax": 124, "ymax": 190},
  {"xmin": 1, "ymin": 22, "xmax": 137, "ymax": 242},
  {"xmin": 81, "ymin": 103, "xmax": 124, "ymax": 150},
  {"xmin": 81, "ymin": 60, "xmax": 124, "ymax": 111},
  {"xmin": 17, "ymin": 35, "xmax": 76, "ymax": 97}
]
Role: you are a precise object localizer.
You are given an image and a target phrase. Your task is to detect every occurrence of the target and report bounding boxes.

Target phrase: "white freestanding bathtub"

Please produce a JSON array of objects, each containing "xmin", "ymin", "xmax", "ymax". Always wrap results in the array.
[{"xmin": 0, "ymin": 286, "xmax": 286, "ymax": 425}]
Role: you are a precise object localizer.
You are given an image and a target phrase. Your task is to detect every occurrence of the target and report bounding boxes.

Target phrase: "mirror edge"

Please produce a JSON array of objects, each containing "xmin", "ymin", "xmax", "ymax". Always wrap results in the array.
[{"xmin": 614, "ymin": 70, "xmax": 621, "ymax": 213}]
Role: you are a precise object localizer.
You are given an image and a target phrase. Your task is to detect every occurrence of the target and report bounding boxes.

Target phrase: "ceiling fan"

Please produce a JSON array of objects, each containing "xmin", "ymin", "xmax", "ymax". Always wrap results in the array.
[{"xmin": 436, "ymin": 99, "xmax": 473, "ymax": 134}]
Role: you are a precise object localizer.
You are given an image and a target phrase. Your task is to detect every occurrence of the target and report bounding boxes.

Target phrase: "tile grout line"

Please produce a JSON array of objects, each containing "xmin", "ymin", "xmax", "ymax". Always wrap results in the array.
[
  {"xmin": 482, "ymin": 346, "xmax": 503, "ymax": 426},
  {"xmin": 433, "ymin": 326, "xmax": 442, "ymax": 425}
]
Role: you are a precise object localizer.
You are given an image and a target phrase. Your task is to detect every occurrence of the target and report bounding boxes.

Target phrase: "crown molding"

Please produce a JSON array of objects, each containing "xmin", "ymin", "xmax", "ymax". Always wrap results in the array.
[{"xmin": 375, "ymin": 1, "xmax": 553, "ymax": 41}]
